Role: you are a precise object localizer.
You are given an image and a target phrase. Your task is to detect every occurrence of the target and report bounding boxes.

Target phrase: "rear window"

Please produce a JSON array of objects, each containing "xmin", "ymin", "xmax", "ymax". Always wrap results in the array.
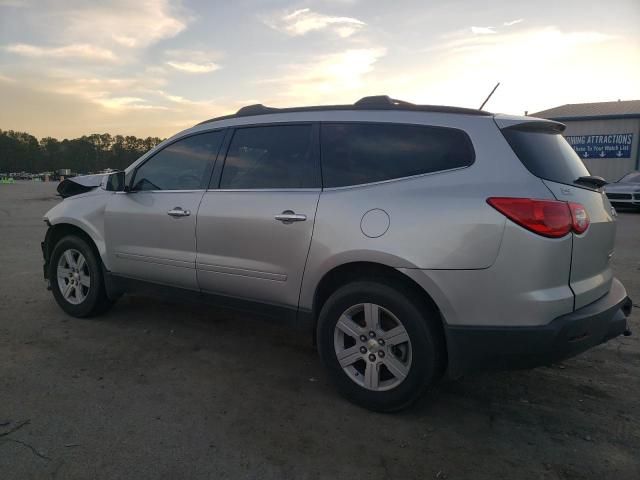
[
  {"xmin": 502, "ymin": 128, "xmax": 590, "ymax": 186},
  {"xmin": 321, "ymin": 123, "xmax": 474, "ymax": 188}
]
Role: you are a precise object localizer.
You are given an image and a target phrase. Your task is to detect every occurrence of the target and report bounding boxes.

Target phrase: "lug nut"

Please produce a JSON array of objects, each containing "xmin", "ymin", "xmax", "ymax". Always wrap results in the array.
[
  {"xmin": 359, "ymin": 346, "xmax": 367, "ymax": 354},
  {"xmin": 378, "ymin": 339, "xmax": 385, "ymax": 346},
  {"xmin": 378, "ymin": 351, "xmax": 385, "ymax": 358},
  {"xmin": 359, "ymin": 335, "xmax": 367, "ymax": 342},
  {"xmin": 368, "ymin": 354, "xmax": 376, "ymax": 362},
  {"xmin": 369, "ymin": 331, "xmax": 376, "ymax": 338}
]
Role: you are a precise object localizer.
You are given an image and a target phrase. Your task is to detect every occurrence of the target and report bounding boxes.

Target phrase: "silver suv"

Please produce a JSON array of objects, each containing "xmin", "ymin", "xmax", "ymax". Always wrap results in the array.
[{"xmin": 42, "ymin": 96, "xmax": 632, "ymax": 411}]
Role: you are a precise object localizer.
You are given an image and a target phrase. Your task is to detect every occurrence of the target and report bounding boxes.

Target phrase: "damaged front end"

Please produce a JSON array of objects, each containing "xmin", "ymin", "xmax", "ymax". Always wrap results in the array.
[{"xmin": 56, "ymin": 174, "xmax": 107, "ymax": 198}]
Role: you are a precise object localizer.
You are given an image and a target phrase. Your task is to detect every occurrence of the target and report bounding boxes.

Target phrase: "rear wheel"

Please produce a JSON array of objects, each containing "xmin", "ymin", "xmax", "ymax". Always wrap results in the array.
[
  {"xmin": 48, "ymin": 235, "xmax": 113, "ymax": 317},
  {"xmin": 317, "ymin": 281, "xmax": 443, "ymax": 412}
]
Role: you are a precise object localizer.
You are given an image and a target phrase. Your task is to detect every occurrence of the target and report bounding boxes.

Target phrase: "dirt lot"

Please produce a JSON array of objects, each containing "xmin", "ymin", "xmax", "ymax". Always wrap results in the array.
[{"xmin": 1, "ymin": 181, "xmax": 639, "ymax": 479}]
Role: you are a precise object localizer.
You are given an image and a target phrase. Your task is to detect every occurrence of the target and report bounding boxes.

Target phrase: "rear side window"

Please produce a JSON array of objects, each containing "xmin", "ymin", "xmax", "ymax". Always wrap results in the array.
[
  {"xmin": 220, "ymin": 125, "xmax": 318, "ymax": 189},
  {"xmin": 502, "ymin": 128, "xmax": 590, "ymax": 186},
  {"xmin": 132, "ymin": 131, "xmax": 223, "ymax": 191},
  {"xmin": 321, "ymin": 123, "xmax": 474, "ymax": 188}
]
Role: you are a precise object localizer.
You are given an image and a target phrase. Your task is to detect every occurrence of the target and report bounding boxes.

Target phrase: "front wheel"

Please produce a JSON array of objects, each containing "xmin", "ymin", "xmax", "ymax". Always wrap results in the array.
[
  {"xmin": 48, "ymin": 235, "xmax": 113, "ymax": 317},
  {"xmin": 317, "ymin": 281, "xmax": 444, "ymax": 412}
]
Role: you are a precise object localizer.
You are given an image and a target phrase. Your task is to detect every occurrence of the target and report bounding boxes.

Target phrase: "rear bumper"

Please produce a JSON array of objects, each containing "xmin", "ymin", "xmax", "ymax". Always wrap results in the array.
[{"xmin": 444, "ymin": 277, "xmax": 632, "ymax": 378}]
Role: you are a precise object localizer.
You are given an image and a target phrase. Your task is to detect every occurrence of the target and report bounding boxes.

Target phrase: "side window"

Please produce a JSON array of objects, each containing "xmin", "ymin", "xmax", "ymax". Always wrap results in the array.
[
  {"xmin": 321, "ymin": 123, "xmax": 475, "ymax": 188},
  {"xmin": 219, "ymin": 125, "xmax": 318, "ymax": 189},
  {"xmin": 132, "ymin": 131, "xmax": 224, "ymax": 191}
]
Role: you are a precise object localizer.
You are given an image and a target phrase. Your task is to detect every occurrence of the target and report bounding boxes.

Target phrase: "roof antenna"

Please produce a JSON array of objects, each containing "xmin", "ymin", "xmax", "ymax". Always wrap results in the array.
[{"xmin": 479, "ymin": 82, "xmax": 500, "ymax": 110}]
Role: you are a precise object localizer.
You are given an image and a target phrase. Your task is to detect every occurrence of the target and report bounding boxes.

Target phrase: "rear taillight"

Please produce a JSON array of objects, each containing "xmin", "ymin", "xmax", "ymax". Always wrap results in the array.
[
  {"xmin": 487, "ymin": 198, "xmax": 589, "ymax": 238},
  {"xmin": 568, "ymin": 202, "xmax": 590, "ymax": 234}
]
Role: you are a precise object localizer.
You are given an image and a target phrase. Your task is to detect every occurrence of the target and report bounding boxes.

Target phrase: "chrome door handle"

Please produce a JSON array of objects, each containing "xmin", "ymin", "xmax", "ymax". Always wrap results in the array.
[
  {"xmin": 274, "ymin": 210, "xmax": 307, "ymax": 223},
  {"xmin": 167, "ymin": 207, "xmax": 191, "ymax": 217}
]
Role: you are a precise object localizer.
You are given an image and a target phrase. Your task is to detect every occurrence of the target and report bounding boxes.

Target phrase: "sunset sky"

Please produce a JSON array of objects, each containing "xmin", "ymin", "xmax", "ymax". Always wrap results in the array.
[{"xmin": 0, "ymin": 0, "xmax": 639, "ymax": 139}]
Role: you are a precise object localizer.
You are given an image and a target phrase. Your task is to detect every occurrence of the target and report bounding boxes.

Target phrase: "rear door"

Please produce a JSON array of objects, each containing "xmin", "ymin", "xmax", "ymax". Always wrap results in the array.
[
  {"xmin": 499, "ymin": 119, "xmax": 616, "ymax": 309},
  {"xmin": 195, "ymin": 123, "xmax": 321, "ymax": 308},
  {"xmin": 105, "ymin": 130, "xmax": 224, "ymax": 289}
]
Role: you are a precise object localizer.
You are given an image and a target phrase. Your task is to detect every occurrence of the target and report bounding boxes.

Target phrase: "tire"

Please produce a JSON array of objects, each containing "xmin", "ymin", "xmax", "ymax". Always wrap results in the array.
[
  {"xmin": 317, "ymin": 281, "xmax": 444, "ymax": 412},
  {"xmin": 48, "ymin": 235, "xmax": 113, "ymax": 317}
]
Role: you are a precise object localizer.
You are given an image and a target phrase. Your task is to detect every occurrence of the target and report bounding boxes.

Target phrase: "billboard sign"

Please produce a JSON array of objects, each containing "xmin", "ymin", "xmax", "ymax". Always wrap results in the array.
[{"xmin": 565, "ymin": 133, "xmax": 633, "ymax": 159}]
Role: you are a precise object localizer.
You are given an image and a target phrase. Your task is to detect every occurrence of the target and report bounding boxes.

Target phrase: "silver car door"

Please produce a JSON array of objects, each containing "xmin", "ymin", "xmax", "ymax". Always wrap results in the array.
[
  {"xmin": 105, "ymin": 130, "xmax": 225, "ymax": 290},
  {"xmin": 196, "ymin": 123, "xmax": 321, "ymax": 308}
]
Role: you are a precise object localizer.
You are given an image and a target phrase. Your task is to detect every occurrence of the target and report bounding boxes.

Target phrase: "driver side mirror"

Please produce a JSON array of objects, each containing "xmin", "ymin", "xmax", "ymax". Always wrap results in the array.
[{"xmin": 104, "ymin": 171, "xmax": 126, "ymax": 192}]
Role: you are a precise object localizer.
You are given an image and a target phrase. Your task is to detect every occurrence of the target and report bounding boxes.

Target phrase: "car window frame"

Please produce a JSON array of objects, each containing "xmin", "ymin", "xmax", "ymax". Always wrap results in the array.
[
  {"xmin": 208, "ymin": 122, "xmax": 321, "ymax": 191},
  {"xmin": 319, "ymin": 121, "xmax": 476, "ymax": 190},
  {"xmin": 129, "ymin": 128, "xmax": 227, "ymax": 193}
]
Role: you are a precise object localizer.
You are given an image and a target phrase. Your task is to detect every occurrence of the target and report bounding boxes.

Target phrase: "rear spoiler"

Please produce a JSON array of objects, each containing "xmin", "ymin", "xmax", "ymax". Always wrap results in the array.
[
  {"xmin": 493, "ymin": 115, "xmax": 566, "ymax": 133},
  {"xmin": 57, "ymin": 174, "xmax": 106, "ymax": 198}
]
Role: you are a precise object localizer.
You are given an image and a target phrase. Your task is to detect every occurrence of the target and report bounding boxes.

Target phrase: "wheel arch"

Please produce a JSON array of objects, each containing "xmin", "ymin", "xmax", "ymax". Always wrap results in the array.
[
  {"xmin": 309, "ymin": 262, "xmax": 449, "ymax": 364},
  {"xmin": 43, "ymin": 222, "xmax": 105, "ymax": 275}
]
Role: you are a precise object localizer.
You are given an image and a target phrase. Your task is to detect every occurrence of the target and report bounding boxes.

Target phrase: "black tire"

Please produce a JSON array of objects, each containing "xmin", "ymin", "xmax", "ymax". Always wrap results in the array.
[
  {"xmin": 317, "ymin": 281, "xmax": 444, "ymax": 412},
  {"xmin": 48, "ymin": 235, "xmax": 113, "ymax": 317}
]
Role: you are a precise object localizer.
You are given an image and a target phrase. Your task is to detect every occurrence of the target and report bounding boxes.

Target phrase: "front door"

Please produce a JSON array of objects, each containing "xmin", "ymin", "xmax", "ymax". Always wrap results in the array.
[
  {"xmin": 196, "ymin": 124, "xmax": 321, "ymax": 308},
  {"xmin": 105, "ymin": 130, "xmax": 225, "ymax": 290}
]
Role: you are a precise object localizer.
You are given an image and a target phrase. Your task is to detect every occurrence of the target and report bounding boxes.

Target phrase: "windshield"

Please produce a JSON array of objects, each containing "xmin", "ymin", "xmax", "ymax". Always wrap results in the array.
[
  {"xmin": 502, "ymin": 128, "xmax": 591, "ymax": 187},
  {"xmin": 618, "ymin": 171, "xmax": 640, "ymax": 183}
]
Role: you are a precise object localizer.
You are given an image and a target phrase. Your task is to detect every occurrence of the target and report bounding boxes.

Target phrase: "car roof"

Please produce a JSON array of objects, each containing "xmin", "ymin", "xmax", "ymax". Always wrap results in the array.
[{"xmin": 196, "ymin": 95, "xmax": 492, "ymax": 126}]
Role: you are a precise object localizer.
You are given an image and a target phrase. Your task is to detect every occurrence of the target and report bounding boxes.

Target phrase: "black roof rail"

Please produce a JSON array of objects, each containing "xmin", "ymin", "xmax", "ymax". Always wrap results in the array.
[
  {"xmin": 354, "ymin": 95, "xmax": 415, "ymax": 107},
  {"xmin": 196, "ymin": 96, "xmax": 491, "ymax": 125},
  {"xmin": 235, "ymin": 104, "xmax": 280, "ymax": 116}
]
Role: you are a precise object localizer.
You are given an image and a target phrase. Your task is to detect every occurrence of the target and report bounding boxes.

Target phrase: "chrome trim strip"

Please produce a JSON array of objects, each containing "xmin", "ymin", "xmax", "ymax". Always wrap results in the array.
[
  {"xmin": 115, "ymin": 252, "xmax": 194, "ymax": 269},
  {"xmin": 128, "ymin": 189, "xmax": 205, "ymax": 193},
  {"xmin": 204, "ymin": 188, "xmax": 321, "ymax": 193},
  {"xmin": 321, "ymin": 165, "xmax": 471, "ymax": 191},
  {"xmin": 196, "ymin": 263, "xmax": 287, "ymax": 282}
]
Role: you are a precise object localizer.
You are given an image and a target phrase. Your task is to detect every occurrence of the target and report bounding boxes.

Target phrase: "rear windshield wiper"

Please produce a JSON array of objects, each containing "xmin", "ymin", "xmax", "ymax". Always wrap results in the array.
[{"xmin": 575, "ymin": 176, "xmax": 607, "ymax": 188}]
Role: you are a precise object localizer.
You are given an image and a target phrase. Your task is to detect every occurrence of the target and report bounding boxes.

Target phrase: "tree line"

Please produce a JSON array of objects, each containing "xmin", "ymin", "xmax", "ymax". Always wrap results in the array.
[{"xmin": 0, "ymin": 129, "xmax": 165, "ymax": 174}]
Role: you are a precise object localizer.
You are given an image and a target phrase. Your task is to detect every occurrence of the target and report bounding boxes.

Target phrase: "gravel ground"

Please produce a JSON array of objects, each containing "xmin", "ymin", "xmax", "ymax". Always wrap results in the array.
[{"xmin": 1, "ymin": 181, "xmax": 638, "ymax": 480}]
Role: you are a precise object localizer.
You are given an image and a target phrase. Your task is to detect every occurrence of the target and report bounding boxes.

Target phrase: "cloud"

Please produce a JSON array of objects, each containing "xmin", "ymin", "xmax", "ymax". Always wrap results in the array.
[
  {"xmin": 503, "ymin": 18, "xmax": 524, "ymax": 26},
  {"xmin": 471, "ymin": 19, "xmax": 523, "ymax": 36},
  {"xmin": 57, "ymin": 0, "xmax": 189, "ymax": 50},
  {"xmin": 0, "ymin": 77, "xmax": 234, "ymax": 138},
  {"xmin": 95, "ymin": 96, "xmax": 167, "ymax": 110},
  {"xmin": 166, "ymin": 61, "xmax": 220, "ymax": 73},
  {"xmin": 0, "ymin": 0, "xmax": 28, "ymax": 6},
  {"xmin": 13, "ymin": 71, "xmax": 169, "ymax": 113},
  {"xmin": 264, "ymin": 48, "xmax": 386, "ymax": 104},
  {"xmin": 164, "ymin": 49, "xmax": 221, "ymax": 74},
  {"xmin": 471, "ymin": 26, "xmax": 497, "ymax": 35},
  {"xmin": 5, "ymin": 43, "xmax": 117, "ymax": 61},
  {"xmin": 266, "ymin": 8, "xmax": 366, "ymax": 38},
  {"xmin": 378, "ymin": 26, "xmax": 633, "ymax": 116}
]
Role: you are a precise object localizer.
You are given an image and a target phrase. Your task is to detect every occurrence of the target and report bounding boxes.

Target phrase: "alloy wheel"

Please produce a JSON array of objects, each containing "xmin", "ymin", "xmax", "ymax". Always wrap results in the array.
[
  {"xmin": 333, "ymin": 303, "xmax": 412, "ymax": 391},
  {"xmin": 56, "ymin": 249, "xmax": 91, "ymax": 305}
]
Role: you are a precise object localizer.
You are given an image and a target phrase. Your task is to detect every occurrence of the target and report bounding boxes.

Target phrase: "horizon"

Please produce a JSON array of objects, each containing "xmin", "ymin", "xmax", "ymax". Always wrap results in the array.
[{"xmin": 1, "ymin": 0, "xmax": 639, "ymax": 139}]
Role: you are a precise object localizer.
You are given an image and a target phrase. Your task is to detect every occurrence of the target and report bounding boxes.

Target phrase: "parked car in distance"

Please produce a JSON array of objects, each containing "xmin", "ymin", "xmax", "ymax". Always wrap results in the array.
[
  {"xmin": 42, "ymin": 96, "xmax": 633, "ymax": 412},
  {"xmin": 604, "ymin": 171, "xmax": 640, "ymax": 210}
]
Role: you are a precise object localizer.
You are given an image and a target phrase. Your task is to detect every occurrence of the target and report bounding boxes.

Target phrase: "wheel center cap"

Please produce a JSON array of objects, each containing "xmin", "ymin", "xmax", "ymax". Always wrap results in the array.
[{"xmin": 366, "ymin": 339, "xmax": 379, "ymax": 353}]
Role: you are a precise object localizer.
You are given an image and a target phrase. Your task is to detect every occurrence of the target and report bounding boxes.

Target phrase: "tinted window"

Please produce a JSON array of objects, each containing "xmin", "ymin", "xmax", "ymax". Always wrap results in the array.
[
  {"xmin": 502, "ymin": 129, "xmax": 590, "ymax": 186},
  {"xmin": 220, "ymin": 125, "xmax": 318, "ymax": 189},
  {"xmin": 321, "ymin": 123, "xmax": 474, "ymax": 188},
  {"xmin": 132, "ymin": 131, "xmax": 223, "ymax": 191}
]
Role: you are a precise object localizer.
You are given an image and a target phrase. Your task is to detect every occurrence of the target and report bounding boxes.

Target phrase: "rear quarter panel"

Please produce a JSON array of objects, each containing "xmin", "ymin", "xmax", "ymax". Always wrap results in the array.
[{"xmin": 299, "ymin": 114, "xmax": 555, "ymax": 311}]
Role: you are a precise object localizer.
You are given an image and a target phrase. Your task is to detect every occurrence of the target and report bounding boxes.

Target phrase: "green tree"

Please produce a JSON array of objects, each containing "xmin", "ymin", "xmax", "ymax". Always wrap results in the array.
[{"xmin": 0, "ymin": 129, "xmax": 165, "ymax": 174}]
